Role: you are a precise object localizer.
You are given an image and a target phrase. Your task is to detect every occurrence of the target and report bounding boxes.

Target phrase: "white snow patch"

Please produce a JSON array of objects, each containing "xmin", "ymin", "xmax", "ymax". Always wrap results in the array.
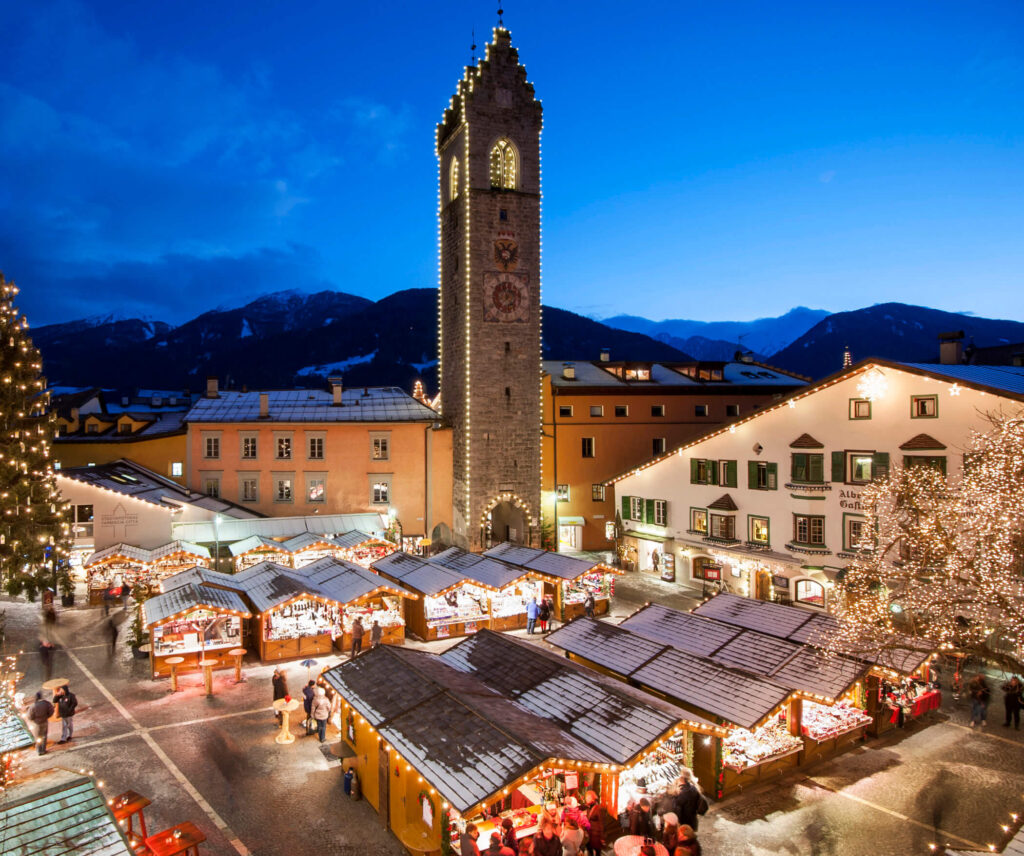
[
  {"xmin": 296, "ymin": 351, "xmax": 378, "ymax": 376},
  {"xmin": 412, "ymin": 359, "xmax": 438, "ymax": 372},
  {"xmin": 240, "ymin": 318, "xmax": 254, "ymax": 338}
]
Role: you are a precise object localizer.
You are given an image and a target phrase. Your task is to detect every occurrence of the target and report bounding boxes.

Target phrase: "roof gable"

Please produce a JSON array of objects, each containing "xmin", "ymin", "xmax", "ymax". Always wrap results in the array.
[
  {"xmin": 790, "ymin": 433, "xmax": 824, "ymax": 449},
  {"xmin": 899, "ymin": 433, "xmax": 947, "ymax": 450},
  {"xmin": 708, "ymin": 493, "xmax": 738, "ymax": 511}
]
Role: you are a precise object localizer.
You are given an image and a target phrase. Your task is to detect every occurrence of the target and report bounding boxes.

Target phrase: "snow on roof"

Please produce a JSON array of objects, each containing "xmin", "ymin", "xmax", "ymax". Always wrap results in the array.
[
  {"xmin": 186, "ymin": 386, "xmax": 438, "ymax": 423},
  {"xmin": 144, "ymin": 582, "xmax": 251, "ymax": 625},
  {"xmin": 483, "ymin": 542, "xmax": 616, "ymax": 580},
  {"xmin": 173, "ymin": 513, "xmax": 385, "ymax": 544}
]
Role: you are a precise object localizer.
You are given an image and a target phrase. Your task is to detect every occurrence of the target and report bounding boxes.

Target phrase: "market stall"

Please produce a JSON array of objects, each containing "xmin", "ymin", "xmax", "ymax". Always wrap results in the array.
[
  {"xmin": 483, "ymin": 542, "xmax": 621, "ymax": 621},
  {"xmin": 292, "ymin": 556, "xmax": 416, "ymax": 650},
  {"xmin": 83, "ymin": 543, "xmax": 150, "ymax": 605},
  {"xmin": 229, "ymin": 535, "xmax": 291, "ymax": 571},
  {"xmin": 321, "ymin": 629, "xmax": 714, "ymax": 856},
  {"xmin": 334, "ymin": 530, "xmax": 397, "ymax": 568},
  {"xmin": 280, "ymin": 532, "xmax": 346, "ymax": 568},
  {"xmin": 143, "ymin": 582, "xmax": 250, "ymax": 677},
  {"xmin": 147, "ymin": 540, "xmax": 211, "ymax": 579},
  {"xmin": 428, "ymin": 547, "xmax": 540, "ymax": 632}
]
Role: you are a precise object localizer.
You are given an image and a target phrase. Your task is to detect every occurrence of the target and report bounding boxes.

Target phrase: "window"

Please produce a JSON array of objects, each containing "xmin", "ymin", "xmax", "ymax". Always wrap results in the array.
[
  {"xmin": 170, "ymin": 462, "xmax": 183, "ymax": 477},
  {"xmin": 87, "ymin": 423, "xmax": 98, "ymax": 434},
  {"xmin": 691, "ymin": 557, "xmax": 719, "ymax": 580},
  {"xmin": 581, "ymin": 437, "xmax": 595, "ymax": 458},
  {"xmin": 592, "ymin": 484, "xmax": 605, "ymax": 502},
  {"xmin": 241, "ymin": 436, "xmax": 257, "ymax": 459},
  {"xmin": 849, "ymin": 399, "xmax": 871, "ymax": 420},
  {"xmin": 308, "ymin": 436, "xmax": 324, "ymax": 460},
  {"xmin": 653, "ymin": 500, "xmax": 667, "ymax": 526},
  {"xmin": 367, "ymin": 480, "xmax": 387, "ymax": 505},
  {"xmin": 652, "ymin": 438, "xmax": 666, "ymax": 455},
  {"xmin": 726, "ymin": 404, "xmax": 740, "ymax": 417},
  {"xmin": 911, "ymin": 395, "xmax": 938, "ymax": 418},
  {"xmin": 690, "ymin": 508, "xmax": 708, "ymax": 534},
  {"xmin": 904, "ymin": 455, "xmax": 947, "ymax": 475},
  {"xmin": 241, "ymin": 477, "xmax": 258, "ymax": 503},
  {"xmin": 651, "ymin": 405, "xmax": 665, "ymax": 417},
  {"xmin": 203, "ymin": 477, "xmax": 220, "ymax": 498},
  {"xmin": 307, "ymin": 475, "xmax": 326, "ymax": 503},
  {"xmin": 371, "ymin": 434, "xmax": 390, "ymax": 461},
  {"xmin": 73, "ymin": 505, "xmax": 94, "ymax": 538},
  {"xmin": 690, "ymin": 458, "xmax": 712, "ymax": 485},
  {"xmin": 556, "ymin": 484, "xmax": 570, "ymax": 501},
  {"xmin": 53, "ymin": 461, "xmax": 61, "ymax": 470},
  {"xmin": 791, "ymin": 453, "xmax": 824, "ymax": 484},
  {"xmin": 589, "ymin": 405, "xmax": 604, "ymax": 417},
  {"xmin": 630, "ymin": 496, "xmax": 644, "ymax": 521},
  {"xmin": 489, "ymin": 138, "xmax": 517, "ymax": 189},
  {"xmin": 794, "ymin": 514, "xmax": 826, "ymax": 546},
  {"xmin": 119, "ymin": 423, "xmax": 132, "ymax": 434},
  {"xmin": 449, "ymin": 155, "xmax": 460, "ymax": 201},
  {"xmin": 204, "ymin": 435, "xmax": 220, "ymax": 459},
  {"xmin": 848, "ymin": 451, "xmax": 874, "ymax": 484},
  {"xmin": 710, "ymin": 514, "xmax": 736, "ymax": 540},
  {"xmin": 749, "ymin": 516, "xmax": 770, "ymax": 545},
  {"xmin": 718, "ymin": 460, "xmax": 737, "ymax": 487},
  {"xmin": 748, "ymin": 461, "xmax": 778, "ymax": 490},
  {"xmin": 276, "ymin": 437, "xmax": 292, "ymax": 460},
  {"xmin": 795, "ymin": 579, "xmax": 825, "ymax": 607},
  {"xmin": 558, "ymin": 405, "xmax": 573, "ymax": 418},
  {"xmin": 844, "ymin": 514, "xmax": 866, "ymax": 551},
  {"xmin": 614, "ymin": 405, "xmax": 628, "ymax": 417},
  {"xmin": 275, "ymin": 477, "xmax": 293, "ymax": 503},
  {"xmin": 695, "ymin": 404, "xmax": 709, "ymax": 417}
]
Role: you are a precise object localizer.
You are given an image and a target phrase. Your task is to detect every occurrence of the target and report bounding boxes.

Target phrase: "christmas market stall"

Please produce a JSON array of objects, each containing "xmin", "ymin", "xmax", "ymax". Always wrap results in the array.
[
  {"xmin": 143, "ymin": 582, "xmax": 250, "ymax": 677},
  {"xmin": 483, "ymin": 542, "xmax": 621, "ymax": 621},
  {"xmin": 372, "ymin": 552, "xmax": 493, "ymax": 641},
  {"xmin": 146, "ymin": 540, "xmax": 211, "ymax": 579},
  {"xmin": 291, "ymin": 556, "xmax": 416, "ymax": 649},
  {"xmin": 333, "ymin": 530, "xmax": 398, "ymax": 567},
  {"xmin": 83, "ymin": 543, "xmax": 150, "ymax": 605},
  {"xmin": 280, "ymin": 532, "xmax": 347, "ymax": 568},
  {"xmin": 229, "ymin": 535, "xmax": 291, "ymax": 571},
  {"xmin": 428, "ymin": 547, "xmax": 541, "ymax": 632},
  {"xmin": 321, "ymin": 629, "xmax": 720, "ymax": 856}
]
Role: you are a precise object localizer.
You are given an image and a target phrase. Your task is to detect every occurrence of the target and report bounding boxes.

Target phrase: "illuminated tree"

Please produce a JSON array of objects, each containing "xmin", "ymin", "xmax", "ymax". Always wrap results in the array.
[
  {"xmin": 830, "ymin": 409, "xmax": 1024, "ymax": 673},
  {"xmin": 0, "ymin": 274, "xmax": 71, "ymax": 599}
]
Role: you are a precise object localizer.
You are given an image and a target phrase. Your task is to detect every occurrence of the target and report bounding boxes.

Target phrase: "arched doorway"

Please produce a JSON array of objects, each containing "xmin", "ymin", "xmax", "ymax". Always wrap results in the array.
[
  {"xmin": 485, "ymin": 499, "xmax": 530, "ymax": 548},
  {"xmin": 430, "ymin": 522, "xmax": 453, "ymax": 555}
]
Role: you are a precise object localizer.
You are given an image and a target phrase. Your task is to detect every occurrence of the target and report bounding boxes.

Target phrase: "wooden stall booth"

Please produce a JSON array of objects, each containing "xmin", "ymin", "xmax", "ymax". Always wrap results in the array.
[
  {"xmin": 279, "ymin": 532, "xmax": 345, "ymax": 569},
  {"xmin": 322, "ymin": 629, "xmax": 708, "ymax": 856},
  {"xmin": 333, "ymin": 530, "xmax": 398, "ymax": 568},
  {"xmin": 229, "ymin": 535, "xmax": 291, "ymax": 571},
  {"xmin": 147, "ymin": 540, "xmax": 211, "ymax": 581},
  {"xmin": 428, "ymin": 547, "xmax": 541, "ymax": 632},
  {"xmin": 291, "ymin": 556, "xmax": 416, "ymax": 650},
  {"xmin": 84, "ymin": 543, "xmax": 150, "ymax": 605},
  {"xmin": 372, "ymin": 552, "xmax": 493, "ymax": 641},
  {"xmin": 144, "ymin": 583, "xmax": 250, "ymax": 677},
  {"xmin": 483, "ymin": 542, "xmax": 622, "ymax": 622}
]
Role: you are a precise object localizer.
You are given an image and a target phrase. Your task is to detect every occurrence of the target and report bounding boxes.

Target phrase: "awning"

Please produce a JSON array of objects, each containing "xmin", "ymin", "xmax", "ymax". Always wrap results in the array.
[
  {"xmin": 623, "ymin": 530, "xmax": 671, "ymax": 544},
  {"xmin": 557, "ymin": 516, "xmax": 585, "ymax": 526}
]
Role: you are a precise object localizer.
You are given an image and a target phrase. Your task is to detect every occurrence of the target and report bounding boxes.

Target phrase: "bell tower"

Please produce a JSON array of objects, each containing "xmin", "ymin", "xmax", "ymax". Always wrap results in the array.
[{"xmin": 437, "ymin": 28, "xmax": 542, "ymax": 550}]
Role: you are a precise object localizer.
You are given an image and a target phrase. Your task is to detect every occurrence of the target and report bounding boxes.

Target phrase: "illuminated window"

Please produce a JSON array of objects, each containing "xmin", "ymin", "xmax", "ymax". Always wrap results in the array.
[
  {"xmin": 372, "ymin": 435, "xmax": 390, "ymax": 461},
  {"xmin": 795, "ymin": 579, "xmax": 825, "ymax": 607},
  {"xmin": 372, "ymin": 479, "xmax": 391, "ymax": 504},
  {"xmin": 241, "ymin": 436, "xmax": 257, "ymax": 459},
  {"xmin": 847, "ymin": 452, "xmax": 874, "ymax": 484},
  {"xmin": 307, "ymin": 476, "xmax": 326, "ymax": 503},
  {"xmin": 591, "ymin": 484, "xmax": 605, "ymax": 501},
  {"xmin": 749, "ymin": 516, "xmax": 770, "ymax": 545},
  {"xmin": 170, "ymin": 462, "xmax": 183, "ymax": 477},
  {"xmin": 275, "ymin": 477, "xmax": 293, "ymax": 502},
  {"xmin": 690, "ymin": 508, "xmax": 708, "ymax": 534},
  {"xmin": 793, "ymin": 514, "xmax": 825, "ymax": 546},
  {"xmin": 489, "ymin": 139, "xmax": 517, "ymax": 189},
  {"xmin": 654, "ymin": 500, "xmax": 667, "ymax": 526},
  {"xmin": 449, "ymin": 156, "xmax": 460, "ymax": 201},
  {"xmin": 630, "ymin": 496, "xmax": 643, "ymax": 520},
  {"xmin": 556, "ymin": 484, "xmax": 569, "ymax": 501}
]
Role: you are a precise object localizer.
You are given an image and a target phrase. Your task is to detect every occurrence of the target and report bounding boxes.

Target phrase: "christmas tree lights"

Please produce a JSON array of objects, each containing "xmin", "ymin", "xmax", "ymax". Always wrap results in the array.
[{"xmin": 0, "ymin": 274, "xmax": 71, "ymax": 599}]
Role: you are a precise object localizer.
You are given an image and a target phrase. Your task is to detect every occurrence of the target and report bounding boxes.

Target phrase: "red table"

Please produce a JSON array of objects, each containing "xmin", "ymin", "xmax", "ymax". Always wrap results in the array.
[
  {"xmin": 145, "ymin": 821, "xmax": 206, "ymax": 856},
  {"xmin": 110, "ymin": 790, "xmax": 151, "ymax": 853},
  {"xmin": 889, "ymin": 689, "xmax": 942, "ymax": 723}
]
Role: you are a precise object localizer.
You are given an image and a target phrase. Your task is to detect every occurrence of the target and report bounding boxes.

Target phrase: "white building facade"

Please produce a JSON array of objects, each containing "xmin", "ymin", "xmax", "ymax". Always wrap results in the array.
[{"xmin": 611, "ymin": 361, "xmax": 1024, "ymax": 611}]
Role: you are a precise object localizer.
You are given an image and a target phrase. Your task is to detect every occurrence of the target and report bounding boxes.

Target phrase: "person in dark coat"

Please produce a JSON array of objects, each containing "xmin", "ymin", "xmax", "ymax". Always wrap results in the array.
[
  {"xmin": 673, "ymin": 772, "xmax": 703, "ymax": 832},
  {"xmin": 1003, "ymin": 676, "xmax": 1023, "ymax": 729},
  {"xmin": 459, "ymin": 822, "xmax": 482, "ymax": 856},
  {"xmin": 350, "ymin": 617, "xmax": 365, "ymax": 658},
  {"xmin": 675, "ymin": 825, "xmax": 702, "ymax": 856},
  {"xmin": 583, "ymin": 592, "xmax": 595, "ymax": 619},
  {"xmin": 537, "ymin": 599, "xmax": 550, "ymax": 633},
  {"xmin": 501, "ymin": 817, "xmax": 518, "ymax": 852},
  {"xmin": 272, "ymin": 668, "xmax": 288, "ymax": 723},
  {"xmin": 56, "ymin": 684, "xmax": 78, "ymax": 743},
  {"xmin": 38, "ymin": 639, "xmax": 55, "ymax": 681},
  {"xmin": 533, "ymin": 820, "xmax": 563, "ymax": 856},
  {"xmin": 28, "ymin": 691, "xmax": 54, "ymax": 755},
  {"xmin": 584, "ymin": 790, "xmax": 604, "ymax": 856},
  {"xmin": 486, "ymin": 830, "xmax": 516, "ymax": 856},
  {"xmin": 629, "ymin": 797, "xmax": 656, "ymax": 839},
  {"xmin": 969, "ymin": 673, "xmax": 991, "ymax": 727},
  {"xmin": 302, "ymin": 680, "xmax": 316, "ymax": 733},
  {"xmin": 105, "ymin": 617, "xmax": 118, "ymax": 656}
]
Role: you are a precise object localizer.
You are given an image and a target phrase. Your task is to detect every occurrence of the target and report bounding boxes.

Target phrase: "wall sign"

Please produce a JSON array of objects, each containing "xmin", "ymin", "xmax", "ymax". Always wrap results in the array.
[{"xmin": 772, "ymin": 574, "xmax": 790, "ymax": 589}]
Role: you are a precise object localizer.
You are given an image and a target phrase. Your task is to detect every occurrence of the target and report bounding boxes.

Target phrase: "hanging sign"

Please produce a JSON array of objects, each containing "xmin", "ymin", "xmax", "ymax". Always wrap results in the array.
[{"xmin": 703, "ymin": 565, "xmax": 722, "ymax": 582}]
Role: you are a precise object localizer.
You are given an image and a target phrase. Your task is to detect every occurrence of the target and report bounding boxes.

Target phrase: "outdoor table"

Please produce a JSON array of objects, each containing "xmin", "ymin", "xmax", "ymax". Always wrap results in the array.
[
  {"xmin": 613, "ymin": 835, "xmax": 669, "ymax": 856},
  {"xmin": 198, "ymin": 658, "xmax": 218, "ymax": 696},
  {"xmin": 273, "ymin": 697, "xmax": 301, "ymax": 745},
  {"xmin": 228, "ymin": 647, "xmax": 247, "ymax": 683},
  {"xmin": 42, "ymin": 678, "xmax": 69, "ymax": 720},
  {"xmin": 145, "ymin": 820, "xmax": 206, "ymax": 856},
  {"xmin": 110, "ymin": 789, "xmax": 151, "ymax": 849},
  {"xmin": 165, "ymin": 657, "xmax": 185, "ymax": 692}
]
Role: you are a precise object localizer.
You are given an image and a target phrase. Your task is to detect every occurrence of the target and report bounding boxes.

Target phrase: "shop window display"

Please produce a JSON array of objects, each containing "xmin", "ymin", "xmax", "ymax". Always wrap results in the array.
[
  {"xmin": 616, "ymin": 734, "xmax": 692, "ymax": 812},
  {"xmin": 424, "ymin": 584, "xmax": 490, "ymax": 628},
  {"xmin": 152, "ymin": 609, "xmax": 242, "ymax": 656},
  {"xmin": 491, "ymin": 580, "xmax": 542, "ymax": 618},
  {"xmin": 800, "ymin": 701, "xmax": 872, "ymax": 741},
  {"xmin": 342, "ymin": 596, "xmax": 405, "ymax": 633},
  {"xmin": 265, "ymin": 599, "xmax": 340, "ymax": 641},
  {"xmin": 722, "ymin": 716, "xmax": 803, "ymax": 770},
  {"xmin": 562, "ymin": 572, "xmax": 612, "ymax": 606}
]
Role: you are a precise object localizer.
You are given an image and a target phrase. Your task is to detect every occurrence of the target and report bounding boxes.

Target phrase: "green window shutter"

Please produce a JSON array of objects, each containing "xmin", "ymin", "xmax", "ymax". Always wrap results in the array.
[
  {"xmin": 748, "ymin": 460, "xmax": 759, "ymax": 489},
  {"xmin": 871, "ymin": 452, "xmax": 890, "ymax": 481},
  {"xmin": 709, "ymin": 461, "xmax": 719, "ymax": 485},
  {"xmin": 767, "ymin": 462, "xmax": 778, "ymax": 490},
  {"xmin": 831, "ymin": 451, "xmax": 845, "ymax": 483},
  {"xmin": 645, "ymin": 498, "xmax": 655, "ymax": 524},
  {"xmin": 661, "ymin": 501, "xmax": 669, "ymax": 526},
  {"xmin": 791, "ymin": 453, "xmax": 803, "ymax": 482},
  {"xmin": 809, "ymin": 454, "xmax": 824, "ymax": 484},
  {"xmin": 938, "ymin": 456, "xmax": 947, "ymax": 476},
  {"xmin": 690, "ymin": 459, "xmax": 699, "ymax": 483},
  {"xmin": 621, "ymin": 495, "xmax": 631, "ymax": 520},
  {"xmin": 726, "ymin": 460, "xmax": 737, "ymax": 488}
]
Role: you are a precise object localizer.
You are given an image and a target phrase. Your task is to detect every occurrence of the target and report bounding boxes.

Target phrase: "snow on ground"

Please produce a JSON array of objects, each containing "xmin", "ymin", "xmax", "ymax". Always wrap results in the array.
[{"xmin": 295, "ymin": 351, "xmax": 378, "ymax": 376}]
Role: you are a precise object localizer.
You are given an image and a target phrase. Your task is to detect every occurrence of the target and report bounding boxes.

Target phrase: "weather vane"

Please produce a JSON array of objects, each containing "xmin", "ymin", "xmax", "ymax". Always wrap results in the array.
[
  {"xmin": 498, "ymin": 4, "xmax": 504, "ymax": 27},
  {"xmin": 471, "ymin": 27, "xmax": 477, "ymax": 64}
]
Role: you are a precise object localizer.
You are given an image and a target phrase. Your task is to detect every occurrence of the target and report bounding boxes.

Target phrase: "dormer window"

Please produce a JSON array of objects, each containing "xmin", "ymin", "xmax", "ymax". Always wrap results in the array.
[
  {"xmin": 449, "ymin": 155, "xmax": 460, "ymax": 201},
  {"xmin": 489, "ymin": 139, "xmax": 517, "ymax": 189}
]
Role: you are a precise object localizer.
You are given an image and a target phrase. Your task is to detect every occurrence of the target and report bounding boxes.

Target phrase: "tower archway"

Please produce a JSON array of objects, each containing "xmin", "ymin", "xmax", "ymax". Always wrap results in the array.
[{"xmin": 481, "ymin": 493, "xmax": 534, "ymax": 548}]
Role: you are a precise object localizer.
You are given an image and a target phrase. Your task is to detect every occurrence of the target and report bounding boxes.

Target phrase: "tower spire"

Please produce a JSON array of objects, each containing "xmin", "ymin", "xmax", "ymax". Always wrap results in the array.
[
  {"xmin": 470, "ymin": 27, "xmax": 477, "ymax": 65},
  {"xmin": 497, "ymin": 3, "xmax": 504, "ymax": 27},
  {"xmin": 842, "ymin": 344, "xmax": 853, "ymax": 368}
]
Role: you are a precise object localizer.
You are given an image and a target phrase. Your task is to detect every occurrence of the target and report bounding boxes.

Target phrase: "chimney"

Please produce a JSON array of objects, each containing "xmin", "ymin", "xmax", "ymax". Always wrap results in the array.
[
  {"xmin": 328, "ymin": 376, "xmax": 344, "ymax": 406},
  {"xmin": 205, "ymin": 376, "xmax": 219, "ymax": 399},
  {"xmin": 562, "ymin": 362, "xmax": 576, "ymax": 380},
  {"xmin": 599, "ymin": 348, "xmax": 610, "ymax": 362},
  {"xmin": 259, "ymin": 392, "xmax": 269, "ymax": 419},
  {"xmin": 938, "ymin": 331, "xmax": 964, "ymax": 365}
]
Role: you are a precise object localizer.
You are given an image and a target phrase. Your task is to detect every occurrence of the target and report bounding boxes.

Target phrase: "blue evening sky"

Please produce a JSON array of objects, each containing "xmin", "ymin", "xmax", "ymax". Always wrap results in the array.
[{"xmin": 1, "ymin": 0, "xmax": 1021, "ymax": 326}]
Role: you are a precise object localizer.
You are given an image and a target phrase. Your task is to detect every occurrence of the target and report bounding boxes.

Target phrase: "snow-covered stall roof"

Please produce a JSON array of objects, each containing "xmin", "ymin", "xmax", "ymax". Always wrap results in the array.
[
  {"xmin": 290, "ymin": 557, "xmax": 415, "ymax": 604},
  {"xmin": 143, "ymin": 582, "xmax": 251, "ymax": 626},
  {"xmin": 483, "ymin": 542, "xmax": 619, "ymax": 581}
]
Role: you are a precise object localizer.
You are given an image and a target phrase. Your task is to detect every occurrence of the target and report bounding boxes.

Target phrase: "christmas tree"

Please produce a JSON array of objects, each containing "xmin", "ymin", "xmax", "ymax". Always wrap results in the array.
[{"xmin": 0, "ymin": 273, "xmax": 71, "ymax": 599}]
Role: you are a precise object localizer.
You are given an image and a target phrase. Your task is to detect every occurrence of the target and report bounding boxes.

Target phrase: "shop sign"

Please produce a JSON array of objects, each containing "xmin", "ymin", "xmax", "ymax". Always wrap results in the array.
[
  {"xmin": 839, "ymin": 489, "xmax": 863, "ymax": 510},
  {"xmin": 660, "ymin": 552, "xmax": 676, "ymax": 583},
  {"xmin": 564, "ymin": 772, "xmax": 578, "ymax": 791},
  {"xmin": 772, "ymin": 574, "xmax": 789, "ymax": 589},
  {"xmin": 703, "ymin": 565, "xmax": 721, "ymax": 581}
]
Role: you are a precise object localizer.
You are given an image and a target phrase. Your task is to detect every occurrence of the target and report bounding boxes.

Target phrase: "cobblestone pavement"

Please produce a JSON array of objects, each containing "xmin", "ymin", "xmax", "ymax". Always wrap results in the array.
[{"xmin": 4, "ymin": 575, "xmax": 1024, "ymax": 856}]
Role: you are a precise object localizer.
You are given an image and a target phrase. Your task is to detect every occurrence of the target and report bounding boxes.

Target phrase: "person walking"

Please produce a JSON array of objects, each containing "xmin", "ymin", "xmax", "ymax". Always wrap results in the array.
[
  {"xmin": 538, "ymin": 598, "xmax": 550, "ymax": 633},
  {"xmin": 28, "ymin": 691, "xmax": 54, "ymax": 755},
  {"xmin": 272, "ymin": 667, "xmax": 288, "ymax": 723},
  {"xmin": 533, "ymin": 820, "xmax": 563, "ymax": 856},
  {"xmin": 969, "ymin": 673, "xmax": 991, "ymax": 727},
  {"xmin": 350, "ymin": 617, "xmax": 365, "ymax": 658},
  {"xmin": 560, "ymin": 817, "xmax": 584, "ymax": 856},
  {"xmin": 486, "ymin": 830, "xmax": 516, "ymax": 856},
  {"xmin": 1003, "ymin": 676, "xmax": 1023, "ymax": 729},
  {"xmin": 584, "ymin": 790, "xmax": 604, "ymax": 856},
  {"xmin": 526, "ymin": 597, "xmax": 539, "ymax": 635},
  {"xmin": 105, "ymin": 617, "xmax": 118, "ymax": 656},
  {"xmin": 583, "ymin": 592, "xmax": 595, "ymax": 619},
  {"xmin": 370, "ymin": 619, "xmax": 383, "ymax": 649},
  {"xmin": 38, "ymin": 639, "xmax": 55, "ymax": 681},
  {"xmin": 302, "ymin": 680, "xmax": 316, "ymax": 734},
  {"xmin": 55, "ymin": 684, "xmax": 78, "ymax": 744},
  {"xmin": 673, "ymin": 770, "xmax": 705, "ymax": 832},
  {"xmin": 629, "ymin": 798, "xmax": 656, "ymax": 840},
  {"xmin": 311, "ymin": 686, "xmax": 332, "ymax": 743}
]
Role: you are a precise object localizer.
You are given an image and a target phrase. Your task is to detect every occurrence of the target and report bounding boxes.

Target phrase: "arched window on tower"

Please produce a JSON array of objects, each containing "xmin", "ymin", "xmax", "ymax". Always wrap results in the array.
[
  {"xmin": 449, "ymin": 156, "xmax": 460, "ymax": 201},
  {"xmin": 489, "ymin": 139, "xmax": 517, "ymax": 190}
]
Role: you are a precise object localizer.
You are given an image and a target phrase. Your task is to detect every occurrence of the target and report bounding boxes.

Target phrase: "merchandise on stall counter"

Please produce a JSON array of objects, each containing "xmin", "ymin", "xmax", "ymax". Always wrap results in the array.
[
  {"xmin": 562, "ymin": 572, "xmax": 612, "ymax": 605},
  {"xmin": 424, "ymin": 585, "xmax": 489, "ymax": 627},
  {"xmin": 339, "ymin": 543, "xmax": 395, "ymax": 568},
  {"xmin": 800, "ymin": 701, "xmax": 873, "ymax": 741},
  {"xmin": 616, "ymin": 734, "xmax": 690, "ymax": 811},
  {"xmin": 265, "ymin": 599, "xmax": 339, "ymax": 640},
  {"xmin": 722, "ymin": 717, "xmax": 803, "ymax": 770},
  {"xmin": 152, "ymin": 609, "xmax": 242, "ymax": 656},
  {"xmin": 490, "ymin": 581, "xmax": 542, "ymax": 618},
  {"xmin": 342, "ymin": 597, "xmax": 404, "ymax": 631}
]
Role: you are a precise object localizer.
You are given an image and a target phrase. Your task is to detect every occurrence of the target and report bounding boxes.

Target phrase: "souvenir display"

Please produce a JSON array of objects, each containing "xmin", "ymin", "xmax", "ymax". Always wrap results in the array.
[
  {"xmin": 801, "ymin": 701, "xmax": 872, "ymax": 741},
  {"xmin": 424, "ymin": 585, "xmax": 489, "ymax": 628},
  {"xmin": 562, "ymin": 572, "xmax": 612, "ymax": 605},
  {"xmin": 265, "ymin": 599, "xmax": 339, "ymax": 641},
  {"xmin": 722, "ymin": 717, "xmax": 803, "ymax": 770},
  {"xmin": 616, "ymin": 734, "xmax": 690, "ymax": 811},
  {"xmin": 490, "ymin": 580, "xmax": 541, "ymax": 618},
  {"xmin": 151, "ymin": 609, "xmax": 242, "ymax": 656},
  {"xmin": 342, "ymin": 596, "xmax": 405, "ymax": 631}
]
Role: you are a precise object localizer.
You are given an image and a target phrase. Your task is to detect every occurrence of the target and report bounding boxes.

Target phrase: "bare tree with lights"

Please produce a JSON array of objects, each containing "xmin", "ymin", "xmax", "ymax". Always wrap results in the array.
[
  {"xmin": 0, "ymin": 274, "xmax": 71, "ymax": 600},
  {"xmin": 830, "ymin": 409, "xmax": 1024, "ymax": 674}
]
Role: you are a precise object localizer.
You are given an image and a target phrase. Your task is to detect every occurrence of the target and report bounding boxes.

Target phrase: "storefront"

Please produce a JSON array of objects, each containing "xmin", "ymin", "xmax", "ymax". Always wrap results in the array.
[
  {"xmin": 147, "ymin": 540, "xmax": 211, "ymax": 579},
  {"xmin": 321, "ymin": 629, "xmax": 713, "ymax": 856},
  {"xmin": 83, "ymin": 544, "xmax": 150, "ymax": 604},
  {"xmin": 229, "ymin": 535, "xmax": 291, "ymax": 571},
  {"xmin": 143, "ymin": 582, "xmax": 250, "ymax": 677},
  {"xmin": 428, "ymin": 548, "xmax": 540, "ymax": 632},
  {"xmin": 483, "ymin": 543, "xmax": 620, "ymax": 622}
]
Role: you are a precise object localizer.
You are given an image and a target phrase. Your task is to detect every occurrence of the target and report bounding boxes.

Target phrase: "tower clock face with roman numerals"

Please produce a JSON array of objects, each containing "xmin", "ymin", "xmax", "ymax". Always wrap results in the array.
[{"xmin": 482, "ymin": 271, "xmax": 530, "ymax": 322}]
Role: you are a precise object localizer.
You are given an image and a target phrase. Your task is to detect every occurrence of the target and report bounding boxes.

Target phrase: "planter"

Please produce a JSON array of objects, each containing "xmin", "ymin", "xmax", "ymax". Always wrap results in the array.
[{"xmin": 61, "ymin": 594, "xmax": 75, "ymax": 607}]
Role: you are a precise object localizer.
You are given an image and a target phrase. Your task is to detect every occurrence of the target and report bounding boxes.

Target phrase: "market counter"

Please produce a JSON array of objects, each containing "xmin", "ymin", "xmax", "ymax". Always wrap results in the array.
[
  {"xmin": 335, "ymin": 624, "xmax": 405, "ymax": 651},
  {"xmin": 562, "ymin": 597, "xmax": 610, "ymax": 622},
  {"xmin": 474, "ymin": 806, "xmax": 542, "ymax": 844},
  {"xmin": 489, "ymin": 613, "xmax": 527, "ymax": 632},
  {"xmin": 262, "ymin": 633, "xmax": 334, "ymax": 662},
  {"xmin": 421, "ymin": 619, "xmax": 490, "ymax": 641},
  {"xmin": 720, "ymin": 746, "xmax": 802, "ymax": 795},
  {"xmin": 799, "ymin": 726, "xmax": 867, "ymax": 765},
  {"xmin": 152, "ymin": 648, "xmax": 235, "ymax": 678}
]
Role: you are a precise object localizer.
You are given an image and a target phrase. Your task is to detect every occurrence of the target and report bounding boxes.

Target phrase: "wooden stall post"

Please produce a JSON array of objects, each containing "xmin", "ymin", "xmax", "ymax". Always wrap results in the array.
[{"xmin": 788, "ymin": 697, "xmax": 802, "ymax": 737}]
